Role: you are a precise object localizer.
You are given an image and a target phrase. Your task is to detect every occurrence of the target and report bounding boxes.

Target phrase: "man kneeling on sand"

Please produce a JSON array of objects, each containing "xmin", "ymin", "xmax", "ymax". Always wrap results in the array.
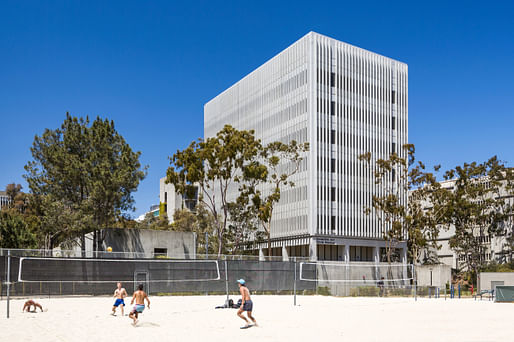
[{"xmin": 23, "ymin": 299, "xmax": 44, "ymax": 313}]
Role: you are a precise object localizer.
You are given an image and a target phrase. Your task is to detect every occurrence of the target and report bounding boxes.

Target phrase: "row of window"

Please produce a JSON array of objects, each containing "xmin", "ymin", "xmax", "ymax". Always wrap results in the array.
[
  {"xmin": 317, "ymin": 128, "xmax": 397, "ymax": 150},
  {"xmin": 317, "ymin": 70, "xmax": 400, "ymax": 105}
]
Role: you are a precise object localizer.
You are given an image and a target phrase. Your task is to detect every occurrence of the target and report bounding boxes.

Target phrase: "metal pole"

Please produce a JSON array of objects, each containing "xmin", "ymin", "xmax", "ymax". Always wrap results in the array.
[
  {"xmin": 293, "ymin": 258, "xmax": 297, "ymax": 306},
  {"xmin": 414, "ymin": 264, "xmax": 417, "ymax": 301},
  {"xmin": 7, "ymin": 250, "xmax": 11, "ymax": 319},
  {"xmin": 205, "ymin": 232, "xmax": 208, "ymax": 260},
  {"xmin": 224, "ymin": 259, "xmax": 229, "ymax": 305}
]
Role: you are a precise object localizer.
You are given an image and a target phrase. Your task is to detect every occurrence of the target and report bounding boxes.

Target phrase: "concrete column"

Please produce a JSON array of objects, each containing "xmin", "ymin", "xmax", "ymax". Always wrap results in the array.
[
  {"xmin": 401, "ymin": 247, "xmax": 407, "ymax": 264},
  {"xmin": 259, "ymin": 248, "xmax": 265, "ymax": 261},
  {"xmin": 309, "ymin": 238, "xmax": 317, "ymax": 261},
  {"xmin": 373, "ymin": 246, "xmax": 380, "ymax": 263},
  {"xmin": 282, "ymin": 245, "xmax": 289, "ymax": 261},
  {"xmin": 344, "ymin": 244, "xmax": 350, "ymax": 263}
]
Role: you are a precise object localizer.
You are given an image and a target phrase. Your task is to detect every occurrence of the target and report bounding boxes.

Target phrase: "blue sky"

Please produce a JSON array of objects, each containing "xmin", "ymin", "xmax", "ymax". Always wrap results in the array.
[{"xmin": 1, "ymin": 1, "xmax": 513, "ymax": 218}]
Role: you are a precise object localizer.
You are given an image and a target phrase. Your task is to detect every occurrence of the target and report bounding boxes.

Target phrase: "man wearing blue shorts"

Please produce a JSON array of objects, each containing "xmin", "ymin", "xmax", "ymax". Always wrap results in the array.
[
  {"xmin": 111, "ymin": 282, "xmax": 128, "ymax": 316},
  {"xmin": 129, "ymin": 284, "xmax": 150, "ymax": 326},
  {"xmin": 237, "ymin": 279, "xmax": 257, "ymax": 329}
]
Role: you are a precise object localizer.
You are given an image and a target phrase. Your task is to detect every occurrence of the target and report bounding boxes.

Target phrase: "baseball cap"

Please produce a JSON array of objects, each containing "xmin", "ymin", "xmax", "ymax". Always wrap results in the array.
[{"xmin": 236, "ymin": 279, "xmax": 246, "ymax": 285}]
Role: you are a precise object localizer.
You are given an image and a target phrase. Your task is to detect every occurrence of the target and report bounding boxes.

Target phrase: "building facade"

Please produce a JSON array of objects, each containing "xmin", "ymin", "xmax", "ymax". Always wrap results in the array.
[
  {"xmin": 430, "ymin": 179, "xmax": 514, "ymax": 269},
  {"xmin": 159, "ymin": 177, "xmax": 198, "ymax": 223},
  {"xmin": 204, "ymin": 32, "xmax": 408, "ymax": 261},
  {"xmin": 0, "ymin": 191, "xmax": 10, "ymax": 210}
]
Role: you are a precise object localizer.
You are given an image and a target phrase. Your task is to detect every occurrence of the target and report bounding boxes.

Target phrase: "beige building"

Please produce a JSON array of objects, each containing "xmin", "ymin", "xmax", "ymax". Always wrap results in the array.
[{"xmin": 417, "ymin": 178, "xmax": 514, "ymax": 269}]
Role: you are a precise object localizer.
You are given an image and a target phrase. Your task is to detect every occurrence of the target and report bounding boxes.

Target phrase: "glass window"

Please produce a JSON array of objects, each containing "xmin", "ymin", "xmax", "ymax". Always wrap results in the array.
[
  {"xmin": 331, "ymin": 101, "xmax": 335, "ymax": 116},
  {"xmin": 392, "ymin": 117, "xmax": 396, "ymax": 130},
  {"xmin": 392, "ymin": 90, "xmax": 396, "ymax": 104}
]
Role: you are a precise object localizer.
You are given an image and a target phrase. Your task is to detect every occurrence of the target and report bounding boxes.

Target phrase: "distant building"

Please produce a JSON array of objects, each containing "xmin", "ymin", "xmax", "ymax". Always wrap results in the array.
[
  {"xmin": 159, "ymin": 177, "xmax": 198, "ymax": 223},
  {"xmin": 135, "ymin": 204, "xmax": 160, "ymax": 222},
  {"xmin": 0, "ymin": 191, "xmax": 10, "ymax": 210},
  {"xmin": 204, "ymin": 32, "xmax": 408, "ymax": 261},
  {"xmin": 418, "ymin": 178, "xmax": 514, "ymax": 269}
]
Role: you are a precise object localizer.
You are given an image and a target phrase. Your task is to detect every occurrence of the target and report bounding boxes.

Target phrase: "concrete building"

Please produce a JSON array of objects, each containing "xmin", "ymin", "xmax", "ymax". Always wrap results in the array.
[
  {"xmin": 204, "ymin": 32, "xmax": 408, "ymax": 261},
  {"xmin": 479, "ymin": 272, "xmax": 514, "ymax": 292},
  {"xmin": 159, "ymin": 177, "xmax": 198, "ymax": 223},
  {"xmin": 72, "ymin": 228, "xmax": 196, "ymax": 258},
  {"xmin": 0, "ymin": 191, "xmax": 10, "ymax": 210}
]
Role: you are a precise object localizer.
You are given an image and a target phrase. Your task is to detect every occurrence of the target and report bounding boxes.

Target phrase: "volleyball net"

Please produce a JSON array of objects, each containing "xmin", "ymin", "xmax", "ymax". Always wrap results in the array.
[
  {"xmin": 300, "ymin": 262, "xmax": 415, "ymax": 297},
  {"xmin": 1, "ymin": 250, "xmax": 421, "ymax": 299},
  {"xmin": 1, "ymin": 254, "xmax": 316, "ymax": 297}
]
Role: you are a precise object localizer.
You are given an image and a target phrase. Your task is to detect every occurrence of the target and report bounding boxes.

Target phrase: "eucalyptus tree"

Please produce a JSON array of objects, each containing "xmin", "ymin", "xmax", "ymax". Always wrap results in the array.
[
  {"xmin": 166, "ymin": 125, "xmax": 264, "ymax": 256},
  {"xmin": 247, "ymin": 140, "xmax": 309, "ymax": 257},
  {"xmin": 443, "ymin": 157, "xmax": 514, "ymax": 280},
  {"xmin": 359, "ymin": 144, "xmax": 444, "ymax": 264}
]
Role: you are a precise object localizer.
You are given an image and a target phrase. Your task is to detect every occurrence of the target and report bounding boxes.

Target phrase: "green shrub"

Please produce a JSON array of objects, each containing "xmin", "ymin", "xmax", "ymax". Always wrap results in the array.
[
  {"xmin": 317, "ymin": 286, "xmax": 331, "ymax": 296},
  {"xmin": 350, "ymin": 286, "xmax": 379, "ymax": 297}
]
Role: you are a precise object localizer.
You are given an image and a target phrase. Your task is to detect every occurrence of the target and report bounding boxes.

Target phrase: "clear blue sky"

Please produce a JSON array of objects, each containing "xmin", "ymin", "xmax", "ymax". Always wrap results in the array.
[{"xmin": 1, "ymin": 1, "xmax": 513, "ymax": 218}]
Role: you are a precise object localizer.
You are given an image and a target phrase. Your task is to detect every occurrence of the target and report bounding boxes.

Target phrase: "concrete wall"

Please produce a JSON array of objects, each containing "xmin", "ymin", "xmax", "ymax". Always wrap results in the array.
[
  {"xmin": 415, "ymin": 264, "xmax": 451, "ymax": 287},
  {"xmin": 479, "ymin": 272, "xmax": 514, "ymax": 291},
  {"xmin": 101, "ymin": 229, "xmax": 196, "ymax": 258}
]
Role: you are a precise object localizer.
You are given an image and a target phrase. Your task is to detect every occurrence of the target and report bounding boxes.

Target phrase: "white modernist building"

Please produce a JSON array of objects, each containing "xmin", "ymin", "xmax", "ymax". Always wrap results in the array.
[{"xmin": 204, "ymin": 32, "xmax": 408, "ymax": 261}]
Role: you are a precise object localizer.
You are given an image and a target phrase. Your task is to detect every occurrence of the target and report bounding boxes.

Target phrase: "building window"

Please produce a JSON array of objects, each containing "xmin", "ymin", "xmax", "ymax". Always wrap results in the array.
[
  {"xmin": 164, "ymin": 192, "xmax": 167, "ymax": 203},
  {"xmin": 154, "ymin": 248, "xmax": 167, "ymax": 257},
  {"xmin": 392, "ymin": 117, "xmax": 396, "ymax": 130},
  {"xmin": 330, "ymin": 72, "xmax": 335, "ymax": 87},
  {"xmin": 331, "ymin": 158, "xmax": 335, "ymax": 173},
  {"xmin": 392, "ymin": 90, "xmax": 396, "ymax": 104},
  {"xmin": 331, "ymin": 187, "xmax": 335, "ymax": 201},
  {"xmin": 331, "ymin": 101, "xmax": 335, "ymax": 116},
  {"xmin": 392, "ymin": 142, "xmax": 396, "ymax": 153},
  {"xmin": 331, "ymin": 130, "xmax": 335, "ymax": 144}
]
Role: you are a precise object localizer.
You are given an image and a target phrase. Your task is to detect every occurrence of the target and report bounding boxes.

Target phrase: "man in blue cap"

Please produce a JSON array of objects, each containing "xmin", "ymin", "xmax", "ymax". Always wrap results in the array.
[{"xmin": 236, "ymin": 279, "xmax": 257, "ymax": 329}]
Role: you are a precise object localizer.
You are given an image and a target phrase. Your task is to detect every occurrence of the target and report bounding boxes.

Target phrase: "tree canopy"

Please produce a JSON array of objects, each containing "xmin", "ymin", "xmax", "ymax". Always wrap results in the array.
[{"xmin": 23, "ymin": 113, "xmax": 147, "ymax": 249}]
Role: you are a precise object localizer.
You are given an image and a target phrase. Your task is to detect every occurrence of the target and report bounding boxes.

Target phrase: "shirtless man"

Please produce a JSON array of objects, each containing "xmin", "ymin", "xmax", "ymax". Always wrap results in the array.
[
  {"xmin": 236, "ymin": 279, "xmax": 257, "ymax": 329},
  {"xmin": 111, "ymin": 282, "xmax": 128, "ymax": 316},
  {"xmin": 22, "ymin": 299, "xmax": 43, "ymax": 313},
  {"xmin": 129, "ymin": 284, "xmax": 150, "ymax": 325}
]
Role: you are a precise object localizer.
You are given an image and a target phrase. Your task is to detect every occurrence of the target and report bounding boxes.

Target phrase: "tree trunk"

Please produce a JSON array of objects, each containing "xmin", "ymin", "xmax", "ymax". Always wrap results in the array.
[{"xmin": 81, "ymin": 234, "xmax": 86, "ymax": 257}]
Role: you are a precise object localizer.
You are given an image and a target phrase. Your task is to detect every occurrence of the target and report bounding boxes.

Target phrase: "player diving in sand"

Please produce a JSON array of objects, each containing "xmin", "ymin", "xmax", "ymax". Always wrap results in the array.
[
  {"xmin": 22, "ymin": 299, "xmax": 44, "ymax": 313},
  {"xmin": 129, "ymin": 284, "xmax": 150, "ymax": 326},
  {"xmin": 236, "ymin": 279, "xmax": 257, "ymax": 329},
  {"xmin": 111, "ymin": 282, "xmax": 128, "ymax": 316}
]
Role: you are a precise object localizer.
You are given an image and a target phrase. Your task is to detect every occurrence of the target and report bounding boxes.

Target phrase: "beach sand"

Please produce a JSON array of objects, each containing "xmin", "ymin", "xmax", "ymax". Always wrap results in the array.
[{"xmin": 1, "ymin": 295, "xmax": 511, "ymax": 342}]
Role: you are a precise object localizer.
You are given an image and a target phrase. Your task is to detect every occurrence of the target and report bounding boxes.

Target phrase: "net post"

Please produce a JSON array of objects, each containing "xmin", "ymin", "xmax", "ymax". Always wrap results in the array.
[
  {"xmin": 6, "ymin": 249, "xmax": 11, "ymax": 319},
  {"xmin": 224, "ymin": 258, "xmax": 229, "ymax": 305},
  {"xmin": 413, "ymin": 264, "xmax": 417, "ymax": 301},
  {"xmin": 293, "ymin": 258, "xmax": 297, "ymax": 306}
]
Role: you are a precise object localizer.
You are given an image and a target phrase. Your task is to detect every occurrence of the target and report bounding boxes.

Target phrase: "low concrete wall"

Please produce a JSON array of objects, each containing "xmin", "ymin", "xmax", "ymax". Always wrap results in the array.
[
  {"xmin": 101, "ymin": 229, "xmax": 196, "ymax": 258},
  {"xmin": 416, "ymin": 264, "xmax": 451, "ymax": 287},
  {"xmin": 479, "ymin": 272, "xmax": 514, "ymax": 291}
]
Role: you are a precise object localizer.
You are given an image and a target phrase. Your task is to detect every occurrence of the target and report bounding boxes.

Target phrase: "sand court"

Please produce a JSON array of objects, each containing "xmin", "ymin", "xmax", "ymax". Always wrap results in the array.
[{"xmin": 1, "ymin": 295, "xmax": 512, "ymax": 342}]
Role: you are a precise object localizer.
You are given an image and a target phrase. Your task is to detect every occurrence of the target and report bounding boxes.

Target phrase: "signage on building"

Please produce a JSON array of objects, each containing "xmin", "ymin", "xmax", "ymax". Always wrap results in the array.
[{"xmin": 316, "ymin": 237, "xmax": 344, "ymax": 245}]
